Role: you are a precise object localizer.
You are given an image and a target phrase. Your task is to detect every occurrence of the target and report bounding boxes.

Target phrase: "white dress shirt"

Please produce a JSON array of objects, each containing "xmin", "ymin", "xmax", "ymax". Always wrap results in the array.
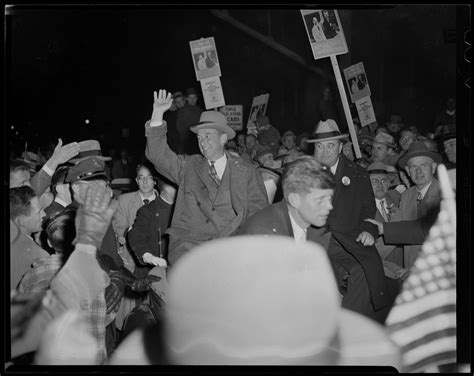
[
  {"xmin": 288, "ymin": 211, "xmax": 307, "ymax": 243},
  {"xmin": 330, "ymin": 159, "xmax": 340, "ymax": 175},
  {"xmin": 209, "ymin": 154, "xmax": 227, "ymax": 180}
]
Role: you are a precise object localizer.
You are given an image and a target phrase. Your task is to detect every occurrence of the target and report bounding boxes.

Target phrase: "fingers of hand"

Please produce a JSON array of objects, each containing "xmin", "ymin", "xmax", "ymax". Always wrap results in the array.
[{"xmin": 154, "ymin": 91, "xmax": 158, "ymax": 101}]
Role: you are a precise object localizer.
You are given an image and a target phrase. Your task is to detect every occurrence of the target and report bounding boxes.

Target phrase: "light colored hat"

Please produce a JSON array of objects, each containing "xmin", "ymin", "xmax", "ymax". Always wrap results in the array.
[
  {"xmin": 190, "ymin": 111, "xmax": 236, "ymax": 140},
  {"xmin": 306, "ymin": 119, "xmax": 349, "ymax": 143},
  {"xmin": 164, "ymin": 235, "xmax": 402, "ymax": 366},
  {"xmin": 370, "ymin": 132, "xmax": 397, "ymax": 149},
  {"xmin": 21, "ymin": 151, "xmax": 40, "ymax": 165},
  {"xmin": 69, "ymin": 140, "xmax": 111, "ymax": 164}
]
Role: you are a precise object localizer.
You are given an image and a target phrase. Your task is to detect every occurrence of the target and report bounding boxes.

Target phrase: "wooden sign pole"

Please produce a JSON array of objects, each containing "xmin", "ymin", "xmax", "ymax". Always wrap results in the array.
[{"xmin": 330, "ymin": 55, "xmax": 362, "ymax": 159}]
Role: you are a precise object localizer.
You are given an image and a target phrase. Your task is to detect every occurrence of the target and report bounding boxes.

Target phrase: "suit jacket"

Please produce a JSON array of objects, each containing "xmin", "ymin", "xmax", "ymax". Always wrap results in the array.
[
  {"xmin": 239, "ymin": 200, "xmax": 331, "ymax": 250},
  {"xmin": 127, "ymin": 196, "xmax": 174, "ymax": 278},
  {"xmin": 328, "ymin": 156, "xmax": 390, "ymax": 310},
  {"xmin": 145, "ymin": 121, "xmax": 269, "ymax": 259},
  {"xmin": 384, "ymin": 179, "xmax": 441, "ymax": 267}
]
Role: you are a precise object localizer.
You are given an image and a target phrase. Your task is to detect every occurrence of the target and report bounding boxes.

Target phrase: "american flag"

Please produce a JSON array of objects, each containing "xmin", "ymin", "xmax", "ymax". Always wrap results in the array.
[{"xmin": 385, "ymin": 164, "xmax": 457, "ymax": 373}]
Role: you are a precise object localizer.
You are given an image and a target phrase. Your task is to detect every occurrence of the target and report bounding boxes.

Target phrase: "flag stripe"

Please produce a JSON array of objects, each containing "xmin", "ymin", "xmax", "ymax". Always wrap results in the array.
[
  {"xmin": 403, "ymin": 336, "xmax": 456, "ymax": 366},
  {"xmin": 401, "ymin": 328, "xmax": 457, "ymax": 353},
  {"xmin": 386, "ymin": 289, "xmax": 456, "ymax": 323},
  {"xmin": 387, "ymin": 305, "xmax": 456, "ymax": 333},
  {"xmin": 405, "ymin": 350, "xmax": 457, "ymax": 373}
]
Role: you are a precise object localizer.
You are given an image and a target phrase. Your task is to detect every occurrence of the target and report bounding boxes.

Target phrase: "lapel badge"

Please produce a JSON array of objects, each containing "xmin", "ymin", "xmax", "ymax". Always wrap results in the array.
[{"xmin": 342, "ymin": 176, "xmax": 351, "ymax": 186}]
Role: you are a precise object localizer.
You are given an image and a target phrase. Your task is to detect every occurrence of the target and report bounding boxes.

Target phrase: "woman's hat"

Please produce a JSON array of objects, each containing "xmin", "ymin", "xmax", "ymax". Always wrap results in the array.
[
  {"xmin": 370, "ymin": 132, "xmax": 397, "ymax": 149},
  {"xmin": 69, "ymin": 140, "xmax": 111, "ymax": 164},
  {"xmin": 398, "ymin": 141, "xmax": 443, "ymax": 169},
  {"xmin": 306, "ymin": 119, "xmax": 349, "ymax": 143},
  {"xmin": 164, "ymin": 235, "xmax": 402, "ymax": 367},
  {"xmin": 190, "ymin": 111, "xmax": 236, "ymax": 140}
]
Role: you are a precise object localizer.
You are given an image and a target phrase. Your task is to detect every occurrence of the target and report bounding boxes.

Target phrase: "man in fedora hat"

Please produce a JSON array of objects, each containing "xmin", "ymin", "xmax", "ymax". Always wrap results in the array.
[
  {"xmin": 366, "ymin": 141, "xmax": 442, "ymax": 270},
  {"xmin": 370, "ymin": 131, "xmax": 400, "ymax": 167},
  {"xmin": 143, "ymin": 90, "xmax": 268, "ymax": 266},
  {"xmin": 307, "ymin": 119, "xmax": 394, "ymax": 323},
  {"xmin": 112, "ymin": 236, "xmax": 400, "ymax": 366}
]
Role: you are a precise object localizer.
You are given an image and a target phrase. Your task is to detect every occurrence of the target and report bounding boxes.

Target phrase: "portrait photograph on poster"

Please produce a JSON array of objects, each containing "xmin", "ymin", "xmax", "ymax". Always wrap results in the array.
[
  {"xmin": 189, "ymin": 37, "xmax": 221, "ymax": 81},
  {"xmin": 300, "ymin": 9, "xmax": 348, "ymax": 60},
  {"xmin": 246, "ymin": 94, "xmax": 269, "ymax": 134},
  {"xmin": 343, "ymin": 62, "xmax": 371, "ymax": 103}
]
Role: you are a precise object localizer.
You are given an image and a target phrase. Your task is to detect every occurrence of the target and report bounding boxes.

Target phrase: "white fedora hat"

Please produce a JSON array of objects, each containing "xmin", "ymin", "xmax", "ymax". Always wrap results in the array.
[
  {"xmin": 306, "ymin": 119, "xmax": 349, "ymax": 143},
  {"xmin": 164, "ymin": 235, "xmax": 402, "ymax": 367},
  {"xmin": 190, "ymin": 111, "xmax": 236, "ymax": 140}
]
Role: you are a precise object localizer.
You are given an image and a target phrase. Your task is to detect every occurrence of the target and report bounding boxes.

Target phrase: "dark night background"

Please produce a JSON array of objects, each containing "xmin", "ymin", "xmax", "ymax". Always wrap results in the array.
[{"xmin": 3, "ymin": 4, "xmax": 471, "ymax": 365}]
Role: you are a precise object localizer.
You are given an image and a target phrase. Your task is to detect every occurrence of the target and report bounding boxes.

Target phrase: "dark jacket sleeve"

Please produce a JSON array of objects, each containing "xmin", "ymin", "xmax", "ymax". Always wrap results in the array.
[
  {"xmin": 97, "ymin": 225, "xmax": 123, "ymax": 269},
  {"xmin": 383, "ymin": 220, "xmax": 428, "ymax": 245},
  {"xmin": 128, "ymin": 206, "xmax": 156, "ymax": 266},
  {"xmin": 358, "ymin": 170, "xmax": 379, "ymax": 238}
]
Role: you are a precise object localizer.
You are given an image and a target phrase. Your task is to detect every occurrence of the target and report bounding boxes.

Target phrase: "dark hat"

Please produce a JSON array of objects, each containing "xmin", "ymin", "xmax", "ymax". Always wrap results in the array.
[
  {"xmin": 442, "ymin": 124, "xmax": 456, "ymax": 142},
  {"xmin": 65, "ymin": 157, "xmax": 109, "ymax": 184},
  {"xmin": 172, "ymin": 91, "xmax": 184, "ymax": 99},
  {"xmin": 255, "ymin": 146, "xmax": 275, "ymax": 162},
  {"xmin": 69, "ymin": 140, "xmax": 111, "ymax": 164},
  {"xmin": 190, "ymin": 111, "xmax": 236, "ymax": 140},
  {"xmin": 185, "ymin": 88, "xmax": 199, "ymax": 97},
  {"xmin": 51, "ymin": 165, "xmax": 70, "ymax": 188},
  {"xmin": 398, "ymin": 141, "xmax": 443, "ymax": 169},
  {"xmin": 367, "ymin": 161, "xmax": 397, "ymax": 175},
  {"xmin": 306, "ymin": 119, "xmax": 349, "ymax": 143},
  {"xmin": 256, "ymin": 115, "xmax": 270, "ymax": 127}
]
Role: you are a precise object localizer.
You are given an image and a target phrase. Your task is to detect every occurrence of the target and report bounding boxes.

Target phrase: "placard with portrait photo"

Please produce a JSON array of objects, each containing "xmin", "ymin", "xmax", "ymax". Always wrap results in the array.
[{"xmin": 189, "ymin": 37, "xmax": 222, "ymax": 81}]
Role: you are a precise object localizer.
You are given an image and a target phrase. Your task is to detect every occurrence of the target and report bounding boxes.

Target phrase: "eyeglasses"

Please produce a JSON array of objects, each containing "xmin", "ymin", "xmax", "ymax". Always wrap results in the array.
[
  {"xmin": 136, "ymin": 176, "xmax": 153, "ymax": 183},
  {"xmin": 371, "ymin": 178, "xmax": 389, "ymax": 186},
  {"xmin": 408, "ymin": 163, "xmax": 430, "ymax": 172}
]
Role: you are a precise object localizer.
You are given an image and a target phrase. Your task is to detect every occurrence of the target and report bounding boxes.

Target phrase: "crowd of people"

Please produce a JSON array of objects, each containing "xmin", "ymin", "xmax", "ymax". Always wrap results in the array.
[{"xmin": 8, "ymin": 87, "xmax": 457, "ymax": 367}]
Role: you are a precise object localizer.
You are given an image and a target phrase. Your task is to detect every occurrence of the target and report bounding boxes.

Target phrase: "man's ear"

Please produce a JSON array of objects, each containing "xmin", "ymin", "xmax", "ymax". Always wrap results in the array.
[
  {"xmin": 221, "ymin": 133, "xmax": 228, "ymax": 145},
  {"xmin": 287, "ymin": 192, "xmax": 301, "ymax": 209},
  {"xmin": 405, "ymin": 166, "xmax": 410, "ymax": 176},
  {"xmin": 15, "ymin": 216, "xmax": 25, "ymax": 229},
  {"xmin": 431, "ymin": 162, "xmax": 438, "ymax": 175}
]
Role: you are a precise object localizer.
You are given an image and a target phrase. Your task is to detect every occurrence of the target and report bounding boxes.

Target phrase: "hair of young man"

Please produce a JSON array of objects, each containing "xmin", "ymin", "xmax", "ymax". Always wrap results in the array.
[
  {"xmin": 282, "ymin": 156, "xmax": 335, "ymax": 200},
  {"xmin": 45, "ymin": 209, "xmax": 76, "ymax": 262},
  {"xmin": 136, "ymin": 161, "xmax": 159, "ymax": 184},
  {"xmin": 10, "ymin": 159, "xmax": 31, "ymax": 174},
  {"xmin": 10, "ymin": 186, "xmax": 37, "ymax": 220}
]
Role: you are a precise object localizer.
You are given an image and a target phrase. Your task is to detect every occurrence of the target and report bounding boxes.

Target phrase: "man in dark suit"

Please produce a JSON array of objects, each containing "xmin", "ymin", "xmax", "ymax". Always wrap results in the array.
[
  {"xmin": 307, "ymin": 119, "xmax": 395, "ymax": 323},
  {"xmin": 240, "ymin": 156, "xmax": 334, "ymax": 250},
  {"xmin": 144, "ymin": 90, "xmax": 268, "ymax": 267}
]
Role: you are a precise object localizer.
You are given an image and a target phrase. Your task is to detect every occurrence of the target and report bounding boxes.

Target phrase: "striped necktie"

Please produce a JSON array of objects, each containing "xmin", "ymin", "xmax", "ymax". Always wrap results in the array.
[
  {"xmin": 209, "ymin": 161, "xmax": 221, "ymax": 185},
  {"xmin": 416, "ymin": 191, "xmax": 423, "ymax": 207},
  {"xmin": 143, "ymin": 199, "xmax": 150, "ymax": 205},
  {"xmin": 380, "ymin": 199, "xmax": 390, "ymax": 222}
]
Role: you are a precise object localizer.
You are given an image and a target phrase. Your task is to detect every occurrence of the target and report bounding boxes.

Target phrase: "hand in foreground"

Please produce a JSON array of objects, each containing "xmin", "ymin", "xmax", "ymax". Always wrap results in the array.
[
  {"xmin": 151, "ymin": 89, "xmax": 173, "ymax": 122},
  {"xmin": 364, "ymin": 218, "xmax": 383, "ymax": 236},
  {"xmin": 48, "ymin": 138, "xmax": 80, "ymax": 167},
  {"xmin": 105, "ymin": 271, "xmax": 125, "ymax": 314},
  {"xmin": 142, "ymin": 252, "xmax": 168, "ymax": 268},
  {"xmin": 74, "ymin": 182, "xmax": 119, "ymax": 248},
  {"xmin": 355, "ymin": 231, "xmax": 375, "ymax": 246}
]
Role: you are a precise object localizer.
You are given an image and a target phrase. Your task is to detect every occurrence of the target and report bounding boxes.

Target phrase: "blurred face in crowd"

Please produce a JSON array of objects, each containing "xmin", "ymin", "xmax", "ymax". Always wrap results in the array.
[
  {"xmin": 237, "ymin": 134, "xmax": 246, "ymax": 148},
  {"xmin": 17, "ymin": 197, "xmax": 45, "ymax": 235},
  {"xmin": 169, "ymin": 99, "xmax": 178, "ymax": 111},
  {"xmin": 444, "ymin": 139, "xmax": 456, "ymax": 163},
  {"xmin": 371, "ymin": 143, "xmax": 391, "ymax": 163},
  {"xmin": 187, "ymin": 94, "xmax": 198, "ymax": 106},
  {"xmin": 175, "ymin": 96, "xmax": 186, "ymax": 109},
  {"xmin": 399, "ymin": 130, "xmax": 416, "ymax": 151},
  {"xmin": 370, "ymin": 173, "xmax": 390, "ymax": 200},
  {"xmin": 55, "ymin": 182, "xmax": 72, "ymax": 205},
  {"xmin": 289, "ymin": 187, "xmax": 334, "ymax": 228},
  {"xmin": 282, "ymin": 135, "xmax": 296, "ymax": 150},
  {"xmin": 405, "ymin": 156, "xmax": 436, "ymax": 189},
  {"xmin": 313, "ymin": 140, "xmax": 343, "ymax": 167},
  {"xmin": 245, "ymin": 135, "xmax": 257, "ymax": 150},
  {"xmin": 136, "ymin": 166, "xmax": 156, "ymax": 195},
  {"xmin": 257, "ymin": 152, "xmax": 275, "ymax": 169},
  {"xmin": 10, "ymin": 170, "xmax": 31, "ymax": 189},
  {"xmin": 197, "ymin": 128, "xmax": 226, "ymax": 162},
  {"xmin": 342, "ymin": 142, "xmax": 355, "ymax": 161},
  {"xmin": 446, "ymin": 98, "xmax": 456, "ymax": 112},
  {"xmin": 72, "ymin": 179, "xmax": 110, "ymax": 203}
]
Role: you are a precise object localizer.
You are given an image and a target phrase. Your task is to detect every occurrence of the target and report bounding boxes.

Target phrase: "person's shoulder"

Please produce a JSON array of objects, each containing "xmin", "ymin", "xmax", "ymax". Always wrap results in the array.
[
  {"xmin": 340, "ymin": 156, "xmax": 369, "ymax": 178},
  {"xmin": 118, "ymin": 191, "xmax": 139, "ymax": 203},
  {"xmin": 228, "ymin": 153, "xmax": 258, "ymax": 171}
]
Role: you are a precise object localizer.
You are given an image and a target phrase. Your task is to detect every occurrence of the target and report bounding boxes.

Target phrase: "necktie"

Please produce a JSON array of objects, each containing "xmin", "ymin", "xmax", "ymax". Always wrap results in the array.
[
  {"xmin": 380, "ymin": 199, "xmax": 389, "ymax": 222},
  {"xmin": 143, "ymin": 199, "xmax": 150, "ymax": 205},
  {"xmin": 209, "ymin": 161, "xmax": 221, "ymax": 185},
  {"xmin": 416, "ymin": 191, "xmax": 423, "ymax": 207}
]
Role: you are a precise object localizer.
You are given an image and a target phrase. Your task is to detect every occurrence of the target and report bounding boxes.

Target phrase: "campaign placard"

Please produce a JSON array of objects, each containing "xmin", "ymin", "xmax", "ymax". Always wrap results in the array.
[
  {"xmin": 300, "ymin": 9, "xmax": 348, "ymax": 60},
  {"xmin": 246, "ymin": 94, "xmax": 270, "ymax": 135},
  {"xmin": 200, "ymin": 76, "xmax": 225, "ymax": 110},
  {"xmin": 219, "ymin": 105, "xmax": 243, "ymax": 131},
  {"xmin": 343, "ymin": 62, "xmax": 371, "ymax": 103},
  {"xmin": 355, "ymin": 96, "xmax": 377, "ymax": 127},
  {"xmin": 189, "ymin": 37, "xmax": 222, "ymax": 81}
]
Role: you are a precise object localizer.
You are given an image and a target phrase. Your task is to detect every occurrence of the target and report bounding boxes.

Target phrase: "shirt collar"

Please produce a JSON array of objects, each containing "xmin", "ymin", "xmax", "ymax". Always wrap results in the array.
[
  {"xmin": 417, "ymin": 181, "xmax": 433, "ymax": 199},
  {"xmin": 288, "ymin": 210, "xmax": 307, "ymax": 242},
  {"xmin": 139, "ymin": 191, "xmax": 157, "ymax": 203},
  {"xmin": 208, "ymin": 154, "xmax": 227, "ymax": 179},
  {"xmin": 330, "ymin": 159, "xmax": 340, "ymax": 175}
]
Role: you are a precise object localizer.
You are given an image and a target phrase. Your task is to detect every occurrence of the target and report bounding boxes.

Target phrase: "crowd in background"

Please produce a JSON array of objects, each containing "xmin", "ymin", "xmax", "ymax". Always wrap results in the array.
[{"xmin": 8, "ymin": 86, "xmax": 458, "ymax": 368}]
